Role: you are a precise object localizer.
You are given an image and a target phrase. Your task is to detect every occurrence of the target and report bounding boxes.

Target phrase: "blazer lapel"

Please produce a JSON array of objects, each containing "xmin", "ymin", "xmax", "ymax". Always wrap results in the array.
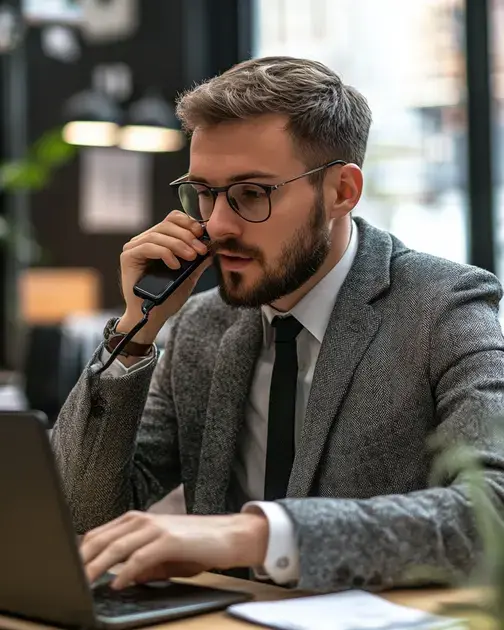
[
  {"xmin": 193, "ymin": 308, "xmax": 263, "ymax": 515},
  {"xmin": 288, "ymin": 218, "xmax": 394, "ymax": 497}
]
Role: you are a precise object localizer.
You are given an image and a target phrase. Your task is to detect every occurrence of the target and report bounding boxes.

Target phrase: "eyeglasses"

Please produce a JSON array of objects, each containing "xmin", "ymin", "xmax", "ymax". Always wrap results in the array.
[{"xmin": 169, "ymin": 159, "xmax": 347, "ymax": 224}]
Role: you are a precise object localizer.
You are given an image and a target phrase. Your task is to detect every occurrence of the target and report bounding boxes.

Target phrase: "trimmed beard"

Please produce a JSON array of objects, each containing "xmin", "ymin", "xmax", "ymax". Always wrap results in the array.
[{"xmin": 213, "ymin": 190, "xmax": 330, "ymax": 308}]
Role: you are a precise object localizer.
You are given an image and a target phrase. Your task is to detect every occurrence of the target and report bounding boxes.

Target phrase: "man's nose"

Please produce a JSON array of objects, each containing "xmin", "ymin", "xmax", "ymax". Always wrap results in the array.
[{"xmin": 206, "ymin": 192, "xmax": 243, "ymax": 241}]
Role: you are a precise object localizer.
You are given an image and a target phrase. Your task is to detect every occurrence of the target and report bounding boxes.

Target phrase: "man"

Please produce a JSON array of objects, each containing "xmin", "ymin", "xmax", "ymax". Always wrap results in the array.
[{"xmin": 52, "ymin": 56, "xmax": 504, "ymax": 594}]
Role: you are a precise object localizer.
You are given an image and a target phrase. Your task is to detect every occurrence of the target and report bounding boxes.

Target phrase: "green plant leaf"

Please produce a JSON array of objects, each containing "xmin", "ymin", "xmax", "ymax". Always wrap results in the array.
[
  {"xmin": 31, "ymin": 128, "xmax": 77, "ymax": 167},
  {"xmin": 430, "ymin": 441, "xmax": 504, "ymax": 570},
  {"xmin": 0, "ymin": 161, "xmax": 50, "ymax": 191},
  {"xmin": 425, "ymin": 424, "xmax": 504, "ymax": 629},
  {"xmin": 0, "ymin": 128, "xmax": 78, "ymax": 262}
]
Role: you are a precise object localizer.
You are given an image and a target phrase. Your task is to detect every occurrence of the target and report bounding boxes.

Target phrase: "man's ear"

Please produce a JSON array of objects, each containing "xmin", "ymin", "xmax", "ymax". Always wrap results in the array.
[{"xmin": 328, "ymin": 163, "xmax": 363, "ymax": 219}]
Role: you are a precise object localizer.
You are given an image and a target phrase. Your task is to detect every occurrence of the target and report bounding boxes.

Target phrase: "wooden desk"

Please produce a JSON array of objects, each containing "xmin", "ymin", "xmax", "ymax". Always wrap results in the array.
[
  {"xmin": 0, "ymin": 573, "xmax": 483, "ymax": 630},
  {"xmin": 172, "ymin": 574, "xmax": 481, "ymax": 630}
]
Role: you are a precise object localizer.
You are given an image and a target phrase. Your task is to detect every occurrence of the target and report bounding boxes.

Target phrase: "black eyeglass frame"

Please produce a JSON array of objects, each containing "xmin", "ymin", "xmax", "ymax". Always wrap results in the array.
[{"xmin": 169, "ymin": 159, "xmax": 348, "ymax": 224}]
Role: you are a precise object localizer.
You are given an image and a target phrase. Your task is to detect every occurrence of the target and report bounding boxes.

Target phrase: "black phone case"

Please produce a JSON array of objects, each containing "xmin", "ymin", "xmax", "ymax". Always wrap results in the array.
[{"xmin": 133, "ymin": 232, "xmax": 210, "ymax": 306}]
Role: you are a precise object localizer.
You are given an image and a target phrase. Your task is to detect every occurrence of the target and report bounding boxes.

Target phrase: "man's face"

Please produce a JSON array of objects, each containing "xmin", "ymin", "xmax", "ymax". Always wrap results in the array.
[{"xmin": 188, "ymin": 114, "xmax": 332, "ymax": 307}]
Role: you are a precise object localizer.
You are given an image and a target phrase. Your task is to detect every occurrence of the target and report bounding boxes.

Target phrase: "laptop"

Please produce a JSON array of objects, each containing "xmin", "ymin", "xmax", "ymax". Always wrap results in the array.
[{"xmin": 0, "ymin": 411, "xmax": 250, "ymax": 629}]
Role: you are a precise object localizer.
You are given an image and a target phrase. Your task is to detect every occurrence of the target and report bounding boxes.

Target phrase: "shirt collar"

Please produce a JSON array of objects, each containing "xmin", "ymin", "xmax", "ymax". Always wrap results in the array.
[{"xmin": 261, "ymin": 219, "xmax": 359, "ymax": 346}]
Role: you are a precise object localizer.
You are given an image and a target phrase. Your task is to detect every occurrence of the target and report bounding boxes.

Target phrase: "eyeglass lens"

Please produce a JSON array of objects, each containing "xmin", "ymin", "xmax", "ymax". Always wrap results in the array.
[{"xmin": 177, "ymin": 183, "xmax": 270, "ymax": 223}]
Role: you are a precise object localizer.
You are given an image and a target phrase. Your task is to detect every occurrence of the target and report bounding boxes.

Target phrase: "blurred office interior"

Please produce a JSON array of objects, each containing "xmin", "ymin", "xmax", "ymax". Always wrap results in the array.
[{"xmin": 0, "ymin": 0, "xmax": 502, "ymax": 422}]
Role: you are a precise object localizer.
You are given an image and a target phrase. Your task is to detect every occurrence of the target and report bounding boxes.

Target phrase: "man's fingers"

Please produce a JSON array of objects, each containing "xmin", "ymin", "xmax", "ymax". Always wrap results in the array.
[
  {"xmin": 163, "ymin": 211, "xmax": 204, "ymax": 237},
  {"xmin": 111, "ymin": 539, "xmax": 173, "ymax": 590},
  {"xmin": 85, "ymin": 527, "xmax": 159, "ymax": 585},
  {"xmin": 161, "ymin": 562, "xmax": 206, "ymax": 579},
  {"xmin": 133, "ymin": 565, "xmax": 172, "ymax": 584},
  {"xmin": 129, "ymin": 212, "xmax": 202, "ymax": 244},
  {"xmin": 80, "ymin": 512, "xmax": 130, "ymax": 554},
  {"xmin": 125, "ymin": 221, "xmax": 206, "ymax": 254},
  {"xmin": 125, "ymin": 232, "xmax": 203, "ymax": 261},
  {"xmin": 80, "ymin": 518, "xmax": 140, "ymax": 565},
  {"xmin": 81, "ymin": 511, "xmax": 143, "ymax": 553},
  {"xmin": 133, "ymin": 562, "xmax": 205, "ymax": 585},
  {"xmin": 121, "ymin": 243, "xmax": 181, "ymax": 270}
]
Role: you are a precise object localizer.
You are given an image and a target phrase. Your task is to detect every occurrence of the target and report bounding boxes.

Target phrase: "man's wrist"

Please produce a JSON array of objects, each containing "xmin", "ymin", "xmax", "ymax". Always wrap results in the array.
[
  {"xmin": 226, "ymin": 513, "xmax": 268, "ymax": 570},
  {"xmin": 242, "ymin": 502, "xmax": 300, "ymax": 585},
  {"xmin": 116, "ymin": 312, "xmax": 161, "ymax": 344}
]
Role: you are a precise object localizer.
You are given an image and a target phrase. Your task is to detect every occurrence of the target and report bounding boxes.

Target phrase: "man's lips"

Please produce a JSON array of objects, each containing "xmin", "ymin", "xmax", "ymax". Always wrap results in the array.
[
  {"xmin": 218, "ymin": 252, "xmax": 254, "ymax": 271},
  {"xmin": 217, "ymin": 250, "xmax": 252, "ymax": 258}
]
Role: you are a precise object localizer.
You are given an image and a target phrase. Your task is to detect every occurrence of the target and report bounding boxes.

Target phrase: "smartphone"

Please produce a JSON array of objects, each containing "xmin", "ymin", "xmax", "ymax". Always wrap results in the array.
[{"xmin": 133, "ymin": 231, "xmax": 210, "ymax": 306}]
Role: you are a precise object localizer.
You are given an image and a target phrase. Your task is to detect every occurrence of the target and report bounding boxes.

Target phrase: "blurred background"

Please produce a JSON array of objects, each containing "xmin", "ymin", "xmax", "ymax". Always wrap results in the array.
[{"xmin": 0, "ymin": 0, "xmax": 501, "ymax": 424}]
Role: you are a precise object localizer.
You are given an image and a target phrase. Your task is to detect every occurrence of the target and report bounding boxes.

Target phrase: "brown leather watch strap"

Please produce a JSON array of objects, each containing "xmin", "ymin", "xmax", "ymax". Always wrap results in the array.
[{"xmin": 106, "ymin": 334, "xmax": 152, "ymax": 357}]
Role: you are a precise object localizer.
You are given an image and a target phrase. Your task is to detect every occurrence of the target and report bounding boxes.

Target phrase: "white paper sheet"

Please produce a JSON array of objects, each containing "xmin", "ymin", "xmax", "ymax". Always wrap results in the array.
[{"xmin": 228, "ymin": 589, "xmax": 457, "ymax": 630}]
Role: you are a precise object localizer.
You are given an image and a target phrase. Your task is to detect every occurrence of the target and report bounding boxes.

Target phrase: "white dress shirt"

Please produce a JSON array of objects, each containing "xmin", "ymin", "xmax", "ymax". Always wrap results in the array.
[{"xmin": 101, "ymin": 221, "xmax": 358, "ymax": 585}]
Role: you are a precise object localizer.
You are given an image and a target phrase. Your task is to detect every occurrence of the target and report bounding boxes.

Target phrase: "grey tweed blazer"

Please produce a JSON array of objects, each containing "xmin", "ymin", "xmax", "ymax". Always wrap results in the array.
[{"xmin": 52, "ymin": 217, "xmax": 504, "ymax": 593}]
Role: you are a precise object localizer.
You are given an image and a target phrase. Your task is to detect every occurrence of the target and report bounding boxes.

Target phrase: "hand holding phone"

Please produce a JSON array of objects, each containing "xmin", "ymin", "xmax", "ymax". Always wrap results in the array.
[
  {"xmin": 117, "ymin": 211, "xmax": 211, "ymax": 344},
  {"xmin": 133, "ymin": 230, "xmax": 210, "ymax": 306}
]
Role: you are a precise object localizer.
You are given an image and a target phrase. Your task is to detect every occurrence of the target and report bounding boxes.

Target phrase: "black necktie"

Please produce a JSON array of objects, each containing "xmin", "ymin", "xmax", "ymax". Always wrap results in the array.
[{"xmin": 264, "ymin": 315, "xmax": 304, "ymax": 501}]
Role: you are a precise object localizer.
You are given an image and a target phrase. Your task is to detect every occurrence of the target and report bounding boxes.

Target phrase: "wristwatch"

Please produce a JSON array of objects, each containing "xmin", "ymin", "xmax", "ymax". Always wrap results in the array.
[{"xmin": 103, "ymin": 317, "xmax": 152, "ymax": 357}]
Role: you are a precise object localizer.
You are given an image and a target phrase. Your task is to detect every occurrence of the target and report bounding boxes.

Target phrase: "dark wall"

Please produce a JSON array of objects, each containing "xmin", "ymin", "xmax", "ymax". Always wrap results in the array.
[
  {"xmin": 1, "ymin": 9, "xmax": 30, "ymax": 369},
  {"xmin": 25, "ymin": 0, "xmax": 195, "ymax": 310},
  {"xmin": 0, "ymin": 55, "xmax": 8, "ymax": 367}
]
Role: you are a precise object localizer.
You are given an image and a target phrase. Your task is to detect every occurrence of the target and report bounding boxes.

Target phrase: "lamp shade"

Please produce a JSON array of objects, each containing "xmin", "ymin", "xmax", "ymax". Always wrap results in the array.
[
  {"xmin": 62, "ymin": 90, "xmax": 122, "ymax": 147},
  {"xmin": 118, "ymin": 93, "xmax": 185, "ymax": 153}
]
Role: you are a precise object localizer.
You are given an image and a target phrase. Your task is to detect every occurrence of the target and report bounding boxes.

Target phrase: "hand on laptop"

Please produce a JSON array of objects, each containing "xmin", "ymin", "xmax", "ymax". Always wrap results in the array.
[{"xmin": 80, "ymin": 511, "xmax": 268, "ymax": 589}]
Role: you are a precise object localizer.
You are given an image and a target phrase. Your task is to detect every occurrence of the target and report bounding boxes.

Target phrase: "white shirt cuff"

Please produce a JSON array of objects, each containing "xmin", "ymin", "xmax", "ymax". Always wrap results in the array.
[
  {"xmin": 242, "ymin": 501, "xmax": 299, "ymax": 585},
  {"xmin": 93, "ymin": 347, "xmax": 153, "ymax": 377}
]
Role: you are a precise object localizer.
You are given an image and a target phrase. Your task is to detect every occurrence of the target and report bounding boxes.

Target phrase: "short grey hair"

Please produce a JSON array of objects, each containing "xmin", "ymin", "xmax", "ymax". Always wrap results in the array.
[{"xmin": 176, "ymin": 56, "xmax": 372, "ymax": 170}]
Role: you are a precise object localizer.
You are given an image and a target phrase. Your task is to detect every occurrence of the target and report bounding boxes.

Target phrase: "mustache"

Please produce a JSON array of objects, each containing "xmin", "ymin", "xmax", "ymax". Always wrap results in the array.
[{"xmin": 208, "ymin": 238, "xmax": 263, "ymax": 261}]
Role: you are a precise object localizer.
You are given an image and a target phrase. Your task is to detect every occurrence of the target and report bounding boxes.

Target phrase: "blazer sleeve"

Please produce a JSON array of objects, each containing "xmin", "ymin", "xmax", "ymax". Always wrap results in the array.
[
  {"xmin": 280, "ymin": 268, "xmax": 504, "ymax": 593},
  {"xmin": 51, "ymin": 316, "xmax": 183, "ymax": 534}
]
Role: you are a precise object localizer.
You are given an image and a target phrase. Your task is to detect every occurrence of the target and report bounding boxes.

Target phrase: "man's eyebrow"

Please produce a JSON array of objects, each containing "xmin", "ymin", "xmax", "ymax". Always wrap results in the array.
[{"xmin": 187, "ymin": 171, "xmax": 279, "ymax": 184}]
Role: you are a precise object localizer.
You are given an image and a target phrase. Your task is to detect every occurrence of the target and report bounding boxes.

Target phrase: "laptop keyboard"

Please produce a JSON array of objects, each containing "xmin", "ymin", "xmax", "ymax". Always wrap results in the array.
[{"xmin": 92, "ymin": 582, "xmax": 182, "ymax": 618}]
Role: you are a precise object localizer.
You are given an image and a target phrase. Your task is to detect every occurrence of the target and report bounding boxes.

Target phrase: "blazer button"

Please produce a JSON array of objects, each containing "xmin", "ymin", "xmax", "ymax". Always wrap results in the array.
[
  {"xmin": 91, "ymin": 398, "xmax": 105, "ymax": 417},
  {"xmin": 276, "ymin": 557, "xmax": 289, "ymax": 570},
  {"xmin": 336, "ymin": 566, "xmax": 350, "ymax": 582}
]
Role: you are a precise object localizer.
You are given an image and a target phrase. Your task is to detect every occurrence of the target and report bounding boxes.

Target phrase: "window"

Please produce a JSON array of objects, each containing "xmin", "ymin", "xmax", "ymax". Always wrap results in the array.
[
  {"xmin": 492, "ymin": 0, "xmax": 504, "ymax": 280},
  {"xmin": 254, "ymin": 0, "xmax": 469, "ymax": 263},
  {"xmin": 23, "ymin": 0, "xmax": 81, "ymax": 23}
]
